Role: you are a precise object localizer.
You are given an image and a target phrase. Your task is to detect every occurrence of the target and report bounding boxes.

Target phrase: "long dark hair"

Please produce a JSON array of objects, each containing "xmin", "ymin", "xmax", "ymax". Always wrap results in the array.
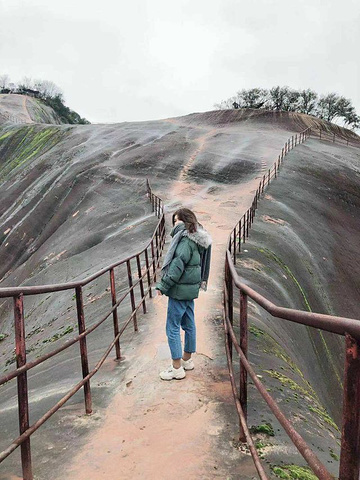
[{"xmin": 172, "ymin": 208, "xmax": 199, "ymax": 234}]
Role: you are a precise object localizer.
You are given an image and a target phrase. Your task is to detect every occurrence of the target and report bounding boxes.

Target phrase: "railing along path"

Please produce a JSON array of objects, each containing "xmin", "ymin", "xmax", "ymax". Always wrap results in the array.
[
  {"xmin": 224, "ymin": 127, "xmax": 360, "ymax": 479},
  {"xmin": 0, "ymin": 179, "xmax": 165, "ymax": 480}
]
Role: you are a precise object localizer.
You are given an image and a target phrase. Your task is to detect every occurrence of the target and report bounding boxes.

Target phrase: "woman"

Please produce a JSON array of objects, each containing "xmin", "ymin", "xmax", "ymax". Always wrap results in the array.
[{"xmin": 156, "ymin": 208, "xmax": 212, "ymax": 381}]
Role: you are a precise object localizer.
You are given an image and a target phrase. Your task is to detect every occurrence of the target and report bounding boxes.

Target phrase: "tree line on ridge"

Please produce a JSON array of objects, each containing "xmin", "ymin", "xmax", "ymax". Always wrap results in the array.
[{"xmin": 214, "ymin": 86, "xmax": 359, "ymax": 130}]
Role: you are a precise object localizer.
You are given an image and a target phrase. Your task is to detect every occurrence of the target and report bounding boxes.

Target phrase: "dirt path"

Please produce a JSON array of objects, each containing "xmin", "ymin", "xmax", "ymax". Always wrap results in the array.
[
  {"xmin": 61, "ymin": 131, "xmax": 278, "ymax": 480},
  {"xmin": 22, "ymin": 95, "xmax": 34, "ymax": 123},
  {"xmin": 179, "ymin": 128, "xmax": 217, "ymax": 181}
]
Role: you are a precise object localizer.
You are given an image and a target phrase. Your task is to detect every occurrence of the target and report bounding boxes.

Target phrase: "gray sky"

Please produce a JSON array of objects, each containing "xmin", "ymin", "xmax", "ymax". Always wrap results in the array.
[{"xmin": 1, "ymin": 0, "xmax": 359, "ymax": 124}]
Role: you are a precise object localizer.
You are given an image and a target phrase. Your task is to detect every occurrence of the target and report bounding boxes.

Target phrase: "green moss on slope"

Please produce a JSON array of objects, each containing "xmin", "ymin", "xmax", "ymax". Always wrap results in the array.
[
  {"xmin": 271, "ymin": 465, "xmax": 317, "ymax": 480},
  {"xmin": 0, "ymin": 125, "xmax": 65, "ymax": 179}
]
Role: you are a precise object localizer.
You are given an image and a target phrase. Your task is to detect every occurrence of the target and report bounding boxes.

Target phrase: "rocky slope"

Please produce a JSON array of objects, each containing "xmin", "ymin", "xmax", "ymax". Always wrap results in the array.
[{"xmin": 0, "ymin": 104, "xmax": 359, "ymax": 479}]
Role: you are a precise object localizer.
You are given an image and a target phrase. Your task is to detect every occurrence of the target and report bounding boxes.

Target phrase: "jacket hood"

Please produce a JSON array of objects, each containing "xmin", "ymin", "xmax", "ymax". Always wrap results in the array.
[{"xmin": 183, "ymin": 226, "xmax": 212, "ymax": 249}]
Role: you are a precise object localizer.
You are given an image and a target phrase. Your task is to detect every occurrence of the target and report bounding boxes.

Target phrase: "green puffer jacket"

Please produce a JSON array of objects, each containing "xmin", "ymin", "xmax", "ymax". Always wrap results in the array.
[{"xmin": 156, "ymin": 225, "xmax": 212, "ymax": 300}]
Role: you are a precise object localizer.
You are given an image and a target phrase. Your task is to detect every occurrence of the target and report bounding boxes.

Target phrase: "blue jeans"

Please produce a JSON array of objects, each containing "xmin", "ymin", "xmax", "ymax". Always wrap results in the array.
[{"xmin": 166, "ymin": 297, "xmax": 196, "ymax": 360}]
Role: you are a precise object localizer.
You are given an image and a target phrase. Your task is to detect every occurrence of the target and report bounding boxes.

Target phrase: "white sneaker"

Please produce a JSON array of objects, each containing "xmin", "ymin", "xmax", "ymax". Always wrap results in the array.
[
  {"xmin": 181, "ymin": 358, "xmax": 194, "ymax": 370},
  {"xmin": 159, "ymin": 365, "xmax": 186, "ymax": 381}
]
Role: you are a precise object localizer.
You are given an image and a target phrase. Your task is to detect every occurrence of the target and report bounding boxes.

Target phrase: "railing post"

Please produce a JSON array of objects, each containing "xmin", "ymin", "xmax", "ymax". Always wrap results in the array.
[
  {"xmin": 109, "ymin": 268, "xmax": 121, "ymax": 360},
  {"xmin": 161, "ymin": 216, "xmax": 165, "ymax": 245},
  {"xmin": 75, "ymin": 286, "xmax": 92, "ymax": 414},
  {"xmin": 295, "ymin": 134, "xmax": 297, "ymax": 145},
  {"xmin": 339, "ymin": 333, "xmax": 360, "ymax": 480},
  {"xmin": 242, "ymin": 215, "xmax": 246, "ymax": 243},
  {"xmin": 161, "ymin": 215, "xmax": 166, "ymax": 250},
  {"xmin": 126, "ymin": 260, "xmax": 137, "ymax": 331},
  {"xmin": 155, "ymin": 229, "xmax": 160, "ymax": 266},
  {"xmin": 319, "ymin": 129, "xmax": 322, "ymax": 140},
  {"xmin": 246, "ymin": 210, "xmax": 249, "ymax": 238},
  {"xmin": 268, "ymin": 168, "xmax": 270, "ymax": 184},
  {"xmin": 274, "ymin": 162, "xmax": 277, "ymax": 178},
  {"xmin": 239, "ymin": 291, "xmax": 248, "ymax": 442},
  {"xmin": 333, "ymin": 133, "xmax": 336, "ymax": 143},
  {"xmin": 151, "ymin": 239, "xmax": 157, "ymax": 282},
  {"xmin": 136, "ymin": 254, "xmax": 146, "ymax": 314},
  {"xmin": 14, "ymin": 294, "xmax": 33, "ymax": 480},
  {"xmin": 238, "ymin": 220, "xmax": 241, "ymax": 253},
  {"xmin": 281, "ymin": 147, "xmax": 284, "ymax": 159},
  {"xmin": 144, "ymin": 248, "xmax": 152, "ymax": 298},
  {"xmin": 233, "ymin": 228, "xmax": 236, "ymax": 264},
  {"xmin": 225, "ymin": 259, "xmax": 233, "ymax": 361}
]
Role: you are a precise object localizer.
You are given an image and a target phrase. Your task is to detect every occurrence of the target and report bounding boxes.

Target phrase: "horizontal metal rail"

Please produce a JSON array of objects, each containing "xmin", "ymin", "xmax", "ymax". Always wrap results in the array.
[
  {"xmin": 310, "ymin": 127, "xmax": 360, "ymax": 148},
  {"xmin": 0, "ymin": 210, "xmax": 164, "ymax": 298},
  {"xmin": 227, "ymin": 252, "xmax": 360, "ymax": 339},
  {"xmin": 0, "ymin": 180, "xmax": 166, "ymax": 480}
]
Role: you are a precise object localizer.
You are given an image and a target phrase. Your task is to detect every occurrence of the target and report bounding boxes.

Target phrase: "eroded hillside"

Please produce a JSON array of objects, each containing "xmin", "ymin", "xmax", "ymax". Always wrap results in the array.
[{"xmin": 0, "ymin": 104, "xmax": 359, "ymax": 479}]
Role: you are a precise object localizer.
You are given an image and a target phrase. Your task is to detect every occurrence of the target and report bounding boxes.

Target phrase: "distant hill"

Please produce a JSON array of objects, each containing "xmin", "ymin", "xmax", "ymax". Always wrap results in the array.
[
  {"xmin": 173, "ymin": 109, "xmax": 360, "ymax": 141},
  {"xmin": 0, "ymin": 93, "xmax": 89, "ymax": 125},
  {"xmin": 0, "ymin": 94, "xmax": 61, "ymax": 125}
]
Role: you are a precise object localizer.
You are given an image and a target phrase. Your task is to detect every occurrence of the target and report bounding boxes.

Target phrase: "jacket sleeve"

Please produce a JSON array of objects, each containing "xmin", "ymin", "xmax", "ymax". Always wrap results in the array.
[{"xmin": 156, "ymin": 239, "xmax": 192, "ymax": 294}]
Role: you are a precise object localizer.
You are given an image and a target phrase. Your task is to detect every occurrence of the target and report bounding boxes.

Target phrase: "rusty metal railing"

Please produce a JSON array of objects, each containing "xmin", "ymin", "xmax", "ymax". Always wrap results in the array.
[
  {"xmin": 224, "ymin": 251, "xmax": 360, "ymax": 480},
  {"xmin": 0, "ymin": 180, "xmax": 165, "ymax": 480},
  {"xmin": 228, "ymin": 127, "xmax": 311, "ymax": 264},
  {"xmin": 309, "ymin": 127, "xmax": 360, "ymax": 148},
  {"xmin": 224, "ymin": 128, "xmax": 360, "ymax": 479}
]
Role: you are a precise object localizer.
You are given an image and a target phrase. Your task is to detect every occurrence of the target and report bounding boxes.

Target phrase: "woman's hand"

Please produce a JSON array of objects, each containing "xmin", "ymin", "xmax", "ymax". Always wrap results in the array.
[{"xmin": 157, "ymin": 289, "xmax": 163, "ymax": 296}]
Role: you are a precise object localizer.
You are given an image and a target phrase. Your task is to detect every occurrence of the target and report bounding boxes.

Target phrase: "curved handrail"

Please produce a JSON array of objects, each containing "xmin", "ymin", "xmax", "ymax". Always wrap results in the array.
[
  {"xmin": 310, "ymin": 126, "xmax": 360, "ymax": 148},
  {"xmin": 227, "ymin": 250, "xmax": 360, "ymax": 339},
  {"xmin": 0, "ymin": 180, "xmax": 163, "ymax": 297}
]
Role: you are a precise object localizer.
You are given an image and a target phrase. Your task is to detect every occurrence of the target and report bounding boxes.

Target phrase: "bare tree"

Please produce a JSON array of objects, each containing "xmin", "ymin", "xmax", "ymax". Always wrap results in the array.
[
  {"xmin": 269, "ymin": 86, "xmax": 300, "ymax": 111},
  {"xmin": 237, "ymin": 88, "xmax": 268, "ymax": 109},
  {"xmin": 342, "ymin": 107, "xmax": 359, "ymax": 130},
  {"xmin": 283, "ymin": 89, "xmax": 300, "ymax": 111},
  {"xmin": 317, "ymin": 93, "xmax": 345, "ymax": 122},
  {"xmin": 19, "ymin": 76, "xmax": 34, "ymax": 90},
  {"xmin": 0, "ymin": 74, "xmax": 10, "ymax": 90},
  {"xmin": 298, "ymin": 89, "xmax": 318, "ymax": 115},
  {"xmin": 268, "ymin": 86, "xmax": 288, "ymax": 110},
  {"xmin": 33, "ymin": 79, "xmax": 63, "ymax": 99},
  {"xmin": 214, "ymin": 97, "xmax": 238, "ymax": 110}
]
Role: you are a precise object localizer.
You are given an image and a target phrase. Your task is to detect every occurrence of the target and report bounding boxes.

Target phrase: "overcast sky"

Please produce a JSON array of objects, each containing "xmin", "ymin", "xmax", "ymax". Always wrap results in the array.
[{"xmin": 0, "ymin": 0, "xmax": 359, "ymax": 124}]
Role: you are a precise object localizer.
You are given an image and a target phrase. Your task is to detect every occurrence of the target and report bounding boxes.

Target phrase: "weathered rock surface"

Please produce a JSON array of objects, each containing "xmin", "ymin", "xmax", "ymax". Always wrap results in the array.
[{"xmin": 0, "ymin": 102, "xmax": 359, "ymax": 479}]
